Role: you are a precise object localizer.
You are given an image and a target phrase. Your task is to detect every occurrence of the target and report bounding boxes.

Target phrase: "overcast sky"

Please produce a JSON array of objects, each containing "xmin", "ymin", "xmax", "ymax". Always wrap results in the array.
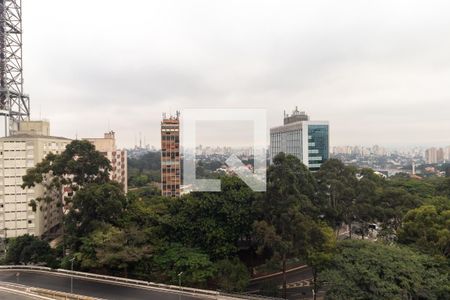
[{"xmin": 23, "ymin": 0, "xmax": 450, "ymax": 148}]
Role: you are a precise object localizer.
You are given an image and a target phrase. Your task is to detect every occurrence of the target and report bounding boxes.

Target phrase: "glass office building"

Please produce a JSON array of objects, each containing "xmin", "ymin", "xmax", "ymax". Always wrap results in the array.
[
  {"xmin": 270, "ymin": 108, "xmax": 329, "ymax": 170},
  {"xmin": 306, "ymin": 123, "xmax": 329, "ymax": 171}
]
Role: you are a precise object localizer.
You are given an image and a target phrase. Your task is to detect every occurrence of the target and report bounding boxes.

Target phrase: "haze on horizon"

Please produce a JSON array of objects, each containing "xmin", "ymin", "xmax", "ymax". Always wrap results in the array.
[{"xmin": 23, "ymin": 0, "xmax": 450, "ymax": 148}]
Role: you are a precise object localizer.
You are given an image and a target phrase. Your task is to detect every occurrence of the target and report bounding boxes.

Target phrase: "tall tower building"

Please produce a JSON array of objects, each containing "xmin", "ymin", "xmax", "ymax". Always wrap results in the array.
[
  {"xmin": 161, "ymin": 112, "xmax": 181, "ymax": 197},
  {"xmin": 270, "ymin": 107, "xmax": 329, "ymax": 171}
]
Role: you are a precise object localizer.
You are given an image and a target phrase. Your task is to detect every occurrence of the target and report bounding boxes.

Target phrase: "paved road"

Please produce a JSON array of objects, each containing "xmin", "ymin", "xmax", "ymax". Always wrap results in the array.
[
  {"xmin": 248, "ymin": 266, "xmax": 314, "ymax": 299},
  {"xmin": 0, "ymin": 271, "xmax": 204, "ymax": 300},
  {"xmin": 0, "ymin": 290, "xmax": 35, "ymax": 300}
]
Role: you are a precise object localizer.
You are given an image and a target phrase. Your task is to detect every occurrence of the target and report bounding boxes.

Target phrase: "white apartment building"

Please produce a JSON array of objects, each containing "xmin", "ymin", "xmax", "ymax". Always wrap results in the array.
[
  {"xmin": 0, "ymin": 121, "xmax": 71, "ymax": 238},
  {"xmin": 84, "ymin": 131, "xmax": 128, "ymax": 192},
  {"xmin": 270, "ymin": 108, "xmax": 329, "ymax": 171}
]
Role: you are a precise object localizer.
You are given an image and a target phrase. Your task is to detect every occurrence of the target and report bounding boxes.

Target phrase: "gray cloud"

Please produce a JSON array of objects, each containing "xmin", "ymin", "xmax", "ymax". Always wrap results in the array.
[{"xmin": 22, "ymin": 0, "xmax": 450, "ymax": 148}]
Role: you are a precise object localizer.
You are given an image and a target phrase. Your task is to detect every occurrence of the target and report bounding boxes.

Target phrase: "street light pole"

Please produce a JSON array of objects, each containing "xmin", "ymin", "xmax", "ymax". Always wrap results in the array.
[
  {"xmin": 1, "ymin": 228, "xmax": 7, "ymax": 255},
  {"xmin": 178, "ymin": 271, "xmax": 183, "ymax": 289},
  {"xmin": 177, "ymin": 272, "xmax": 183, "ymax": 300},
  {"xmin": 70, "ymin": 257, "xmax": 75, "ymax": 294}
]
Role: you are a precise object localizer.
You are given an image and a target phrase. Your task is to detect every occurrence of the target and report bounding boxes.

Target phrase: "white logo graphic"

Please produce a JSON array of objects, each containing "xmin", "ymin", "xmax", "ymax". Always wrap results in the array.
[{"xmin": 181, "ymin": 109, "xmax": 267, "ymax": 192}]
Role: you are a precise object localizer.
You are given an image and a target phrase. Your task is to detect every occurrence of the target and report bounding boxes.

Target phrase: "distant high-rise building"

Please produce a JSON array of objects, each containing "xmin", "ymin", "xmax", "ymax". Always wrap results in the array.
[
  {"xmin": 83, "ymin": 131, "xmax": 128, "ymax": 193},
  {"xmin": 425, "ymin": 147, "xmax": 438, "ymax": 164},
  {"xmin": 270, "ymin": 108, "xmax": 329, "ymax": 171},
  {"xmin": 161, "ymin": 112, "xmax": 181, "ymax": 197},
  {"xmin": 372, "ymin": 145, "xmax": 388, "ymax": 156},
  {"xmin": 437, "ymin": 148, "xmax": 445, "ymax": 163},
  {"xmin": 0, "ymin": 121, "xmax": 71, "ymax": 238},
  {"xmin": 445, "ymin": 146, "xmax": 450, "ymax": 161}
]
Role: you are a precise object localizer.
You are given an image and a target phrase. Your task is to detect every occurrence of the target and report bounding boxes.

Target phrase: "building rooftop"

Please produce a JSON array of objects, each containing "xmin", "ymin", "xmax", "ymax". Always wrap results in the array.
[
  {"xmin": 284, "ymin": 107, "xmax": 309, "ymax": 125},
  {"xmin": 0, "ymin": 133, "xmax": 71, "ymax": 141}
]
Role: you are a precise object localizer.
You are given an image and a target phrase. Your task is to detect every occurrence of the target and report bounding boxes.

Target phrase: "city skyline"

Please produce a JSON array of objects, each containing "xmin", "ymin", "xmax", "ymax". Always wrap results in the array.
[{"xmin": 17, "ymin": 0, "xmax": 450, "ymax": 148}]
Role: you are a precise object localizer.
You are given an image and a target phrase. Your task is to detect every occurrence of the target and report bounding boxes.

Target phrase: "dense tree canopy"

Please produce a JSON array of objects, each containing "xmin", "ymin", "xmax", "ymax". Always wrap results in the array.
[
  {"xmin": 398, "ymin": 203, "xmax": 450, "ymax": 257},
  {"xmin": 128, "ymin": 151, "xmax": 161, "ymax": 186},
  {"xmin": 164, "ymin": 176, "xmax": 257, "ymax": 260},
  {"xmin": 253, "ymin": 153, "xmax": 332, "ymax": 298},
  {"xmin": 22, "ymin": 140, "xmax": 112, "ymax": 212},
  {"xmin": 5, "ymin": 235, "xmax": 57, "ymax": 267},
  {"xmin": 65, "ymin": 182, "xmax": 127, "ymax": 239},
  {"xmin": 322, "ymin": 240, "xmax": 450, "ymax": 300},
  {"xmin": 315, "ymin": 159, "xmax": 359, "ymax": 233},
  {"xmin": 22, "ymin": 140, "xmax": 111, "ymax": 189},
  {"xmin": 152, "ymin": 243, "xmax": 215, "ymax": 287},
  {"xmin": 214, "ymin": 257, "xmax": 250, "ymax": 292},
  {"xmin": 9, "ymin": 146, "xmax": 450, "ymax": 298}
]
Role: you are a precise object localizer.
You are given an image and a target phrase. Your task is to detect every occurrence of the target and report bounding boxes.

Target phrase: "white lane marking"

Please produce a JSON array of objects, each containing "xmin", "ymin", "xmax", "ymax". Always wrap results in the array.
[{"xmin": 0, "ymin": 285, "xmax": 55, "ymax": 300}]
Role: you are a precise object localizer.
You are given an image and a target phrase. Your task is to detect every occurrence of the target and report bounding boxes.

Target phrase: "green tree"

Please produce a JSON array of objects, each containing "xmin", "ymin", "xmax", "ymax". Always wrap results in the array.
[
  {"xmin": 253, "ymin": 153, "xmax": 316, "ymax": 298},
  {"xmin": 65, "ymin": 182, "xmax": 128, "ymax": 250},
  {"xmin": 388, "ymin": 177, "xmax": 436, "ymax": 199},
  {"xmin": 353, "ymin": 169, "xmax": 384, "ymax": 239},
  {"xmin": 129, "ymin": 174, "xmax": 150, "ymax": 187},
  {"xmin": 21, "ymin": 140, "xmax": 113, "ymax": 255},
  {"xmin": 74, "ymin": 224, "xmax": 153, "ymax": 277},
  {"xmin": 398, "ymin": 204, "xmax": 450, "ymax": 258},
  {"xmin": 152, "ymin": 243, "xmax": 216, "ymax": 287},
  {"xmin": 5, "ymin": 235, "xmax": 57, "ymax": 267},
  {"xmin": 22, "ymin": 140, "xmax": 112, "ymax": 199},
  {"xmin": 434, "ymin": 177, "xmax": 450, "ymax": 198},
  {"xmin": 214, "ymin": 257, "xmax": 250, "ymax": 292},
  {"xmin": 376, "ymin": 187, "xmax": 419, "ymax": 237},
  {"xmin": 127, "ymin": 151, "xmax": 161, "ymax": 183},
  {"xmin": 322, "ymin": 240, "xmax": 450, "ymax": 300},
  {"xmin": 315, "ymin": 159, "xmax": 359, "ymax": 236},
  {"xmin": 165, "ymin": 176, "xmax": 257, "ymax": 259},
  {"xmin": 130, "ymin": 185, "xmax": 161, "ymax": 198},
  {"xmin": 298, "ymin": 222, "xmax": 336, "ymax": 300}
]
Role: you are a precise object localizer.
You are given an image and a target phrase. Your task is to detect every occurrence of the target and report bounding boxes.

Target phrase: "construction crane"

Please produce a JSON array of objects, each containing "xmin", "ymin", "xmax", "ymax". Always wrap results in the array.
[{"xmin": 0, "ymin": 0, "xmax": 30, "ymax": 136}]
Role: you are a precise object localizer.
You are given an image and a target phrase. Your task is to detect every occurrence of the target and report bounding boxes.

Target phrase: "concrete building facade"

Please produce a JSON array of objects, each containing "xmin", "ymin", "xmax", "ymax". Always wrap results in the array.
[
  {"xmin": 270, "ymin": 108, "xmax": 329, "ymax": 171},
  {"xmin": 161, "ymin": 112, "xmax": 181, "ymax": 197},
  {"xmin": 83, "ymin": 131, "xmax": 128, "ymax": 193},
  {"xmin": 0, "ymin": 121, "xmax": 71, "ymax": 238}
]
